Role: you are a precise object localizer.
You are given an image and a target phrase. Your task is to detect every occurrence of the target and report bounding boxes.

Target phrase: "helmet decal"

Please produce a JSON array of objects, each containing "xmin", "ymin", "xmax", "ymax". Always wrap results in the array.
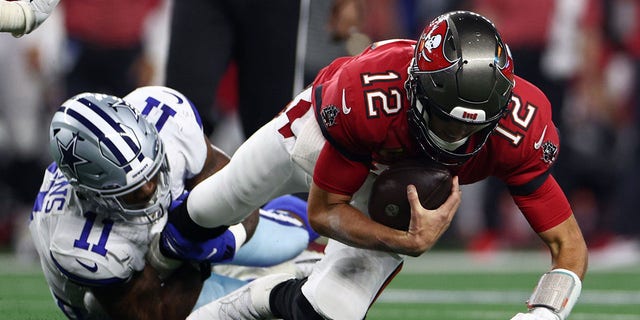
[
  {"xmin": 415, "ymin": 17, "xmax": 458, "ymax": 72},
  {"xmin": 56, "ymin": 133, "xmax": 89, "ymax": 177},
  {"xmin": 450, "ymin": 106, "xmax": 487, "ymax": 122},
  {"xmin": 496, "ymin": 42, "xmax": 515, "ymax": 84},
  {"xmin": 59, "ymin": 97, "xmax": 146, "ymax": 173}
]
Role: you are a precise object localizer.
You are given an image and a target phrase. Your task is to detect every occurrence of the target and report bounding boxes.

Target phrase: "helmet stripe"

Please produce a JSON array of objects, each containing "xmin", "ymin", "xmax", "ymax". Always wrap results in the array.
[
  {"xmin": 77, "ymin": 98, "xmax": 142, "ymax": 155},
  {"xmin": 58, "ymin": 106, "xmax": 131, "ymax": 169}
]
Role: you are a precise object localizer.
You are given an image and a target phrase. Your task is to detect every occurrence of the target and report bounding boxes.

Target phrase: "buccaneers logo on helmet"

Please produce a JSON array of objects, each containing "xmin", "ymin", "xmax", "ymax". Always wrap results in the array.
[{"xmin": 415, "ymin": 17, "xmax": 457, "ymax": 72}]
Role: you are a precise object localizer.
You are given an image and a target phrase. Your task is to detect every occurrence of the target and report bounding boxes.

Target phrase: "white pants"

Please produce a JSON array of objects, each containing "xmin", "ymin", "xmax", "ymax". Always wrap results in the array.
[{"xmin": 188, "ymin": 87, "xmax": 405, "ymax": 319}]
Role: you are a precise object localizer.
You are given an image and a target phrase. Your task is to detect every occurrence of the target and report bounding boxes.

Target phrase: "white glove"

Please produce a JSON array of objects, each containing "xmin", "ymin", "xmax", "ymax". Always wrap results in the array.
[
  {"xmin": 23, "ymin": 0, "xmax": 59, "ymax": 31},
  {"xmin": 511, "ymin": 307, "xmax": 561, "ymax": 320},
  {"xmin": 0, "ymin": 0, "xmax": 59, "ymax": 36}
]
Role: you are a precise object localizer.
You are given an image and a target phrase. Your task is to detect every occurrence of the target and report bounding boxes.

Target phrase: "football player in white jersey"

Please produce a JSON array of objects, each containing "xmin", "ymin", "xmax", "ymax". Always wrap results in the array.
[
  {"xmin": 0, "ymin": 0, "xmax": 58, "ymax": 36},
  {"xmin": 29, "ymin": 86, "xmax": 318, "ymax": 319}
]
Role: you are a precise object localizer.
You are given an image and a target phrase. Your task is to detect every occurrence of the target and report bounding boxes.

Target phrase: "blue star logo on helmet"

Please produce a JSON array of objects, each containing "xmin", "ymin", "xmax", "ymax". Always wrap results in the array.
[{"xmin": 57, "ymin": 133, "xmax": 89, "ymax": 177}]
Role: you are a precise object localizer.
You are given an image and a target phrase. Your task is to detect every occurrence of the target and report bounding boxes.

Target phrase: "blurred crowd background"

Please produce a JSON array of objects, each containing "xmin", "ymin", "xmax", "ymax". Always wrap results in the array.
[{"xmin": 1, "ymin": 0, "xmax": 638, "ymax": 266}]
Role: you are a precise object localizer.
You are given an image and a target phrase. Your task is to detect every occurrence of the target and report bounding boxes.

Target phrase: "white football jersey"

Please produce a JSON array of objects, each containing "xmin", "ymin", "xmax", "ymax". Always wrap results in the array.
[{"xmin": 29, "ymin": 86, "xmax": 207, "ymax": 319}]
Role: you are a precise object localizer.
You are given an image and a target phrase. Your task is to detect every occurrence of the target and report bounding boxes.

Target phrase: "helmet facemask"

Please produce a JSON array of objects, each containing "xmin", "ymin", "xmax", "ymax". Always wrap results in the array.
[
  {"xmin": 74, "ymin": 143, "xmax": 171, "ymax": 224},
  {"xmin": 407, "ymin": 74, "xmax": 508, "ymax": 166}
]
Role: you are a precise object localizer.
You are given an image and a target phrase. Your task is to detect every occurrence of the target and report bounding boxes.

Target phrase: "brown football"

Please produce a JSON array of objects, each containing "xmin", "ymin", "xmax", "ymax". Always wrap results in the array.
[{"xmin": 368, "ymin": 158, "xmax": 452, "ymax": 231}]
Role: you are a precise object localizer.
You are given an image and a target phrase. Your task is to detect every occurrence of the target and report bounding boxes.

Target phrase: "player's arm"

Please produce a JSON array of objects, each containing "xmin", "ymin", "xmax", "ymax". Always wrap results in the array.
[
  {"xmin": 0, "ymin": 0, "xmax": 59, "ymax": 36},
  {"xmin": 149, "ymin": 135, "xmax": 257, "ymax": 268},
  {"xmin": 185, "ymin": 135, "xmax": 230, "ymax": 190},
  {"xmin": 510, "ymin": 217, "xmax": 586, "ymax": 320},
  {"xmin": 309, "ymin": 143, "xmax": 461, "ymax": 256},
  {"xmin": 308, "ymin": 179, "xmax": 460, "ymax": 257},
  {"xmin": 511, "ymin": 175, "xmax": 587, "ymax": 320},
  {"xmin": 537, "ymin": 214, "xmax": 588, "ymax": 278},
  {"xmin": 91, "ymin": 263, "xmax": 203, "ymax": 320}
]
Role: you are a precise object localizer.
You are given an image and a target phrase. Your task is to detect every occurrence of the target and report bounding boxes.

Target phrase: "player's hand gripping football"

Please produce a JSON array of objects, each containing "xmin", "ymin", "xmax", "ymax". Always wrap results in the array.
[{"xmin": 402, "ymin": 176, "xmax": 461, "ymax": 257}]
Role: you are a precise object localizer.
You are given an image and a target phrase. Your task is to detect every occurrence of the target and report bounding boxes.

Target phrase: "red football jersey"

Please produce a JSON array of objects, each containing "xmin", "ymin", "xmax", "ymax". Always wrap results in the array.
[{"xmin": 311, "ymin": 39, "xmax": 571, "ymax": 232}]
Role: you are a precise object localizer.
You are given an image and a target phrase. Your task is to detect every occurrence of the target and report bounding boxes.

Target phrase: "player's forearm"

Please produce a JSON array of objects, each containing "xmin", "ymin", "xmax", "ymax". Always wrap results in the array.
[
  {"xmin": 158, "ymin": 263, "xmax": 204, "ymax": 319},
  {"xmin": 308, "ymin": 202, "xmax": 412, "ymax": 254},
  {"xmin": 549, "ymin": 242, "xmax": 588, "ymax": 280},
  {"xmin": 541, "ymin": 215, "xmax": 588, "ymax": 279},
  {"xmin": 128, "ymin": 265, "xmax": 202, "ymax": 320},
  {"xmin": 94, "ymin": 264, "xmax": 202, "ymax": 320},
  {"xmin": 511, "ymin": 215, "xmax": 588, "ymax": 320}
]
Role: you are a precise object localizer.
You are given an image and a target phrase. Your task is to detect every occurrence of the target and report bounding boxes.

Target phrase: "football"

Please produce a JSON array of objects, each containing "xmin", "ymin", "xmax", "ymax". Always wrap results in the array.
[{"xmin": 368, "ymin": 158, "xmax": 452, "ymax": 231}]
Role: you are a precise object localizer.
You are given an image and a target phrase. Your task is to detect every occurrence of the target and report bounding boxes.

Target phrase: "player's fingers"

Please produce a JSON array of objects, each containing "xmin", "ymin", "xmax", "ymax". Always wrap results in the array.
[
  {"xmin": 440, "ymin": 176, "xmax": 461, "ymax": 213},
  {"xmin": 406, "ymin": 184, "xmax": 424, "ymax": 231},
  {"xmin": 451, "ymin": 175, "xmax": 460, "ymax": 193},
  {"xmin": 406, "ymin": 184, "xmax": 422, "ymax": 210}
]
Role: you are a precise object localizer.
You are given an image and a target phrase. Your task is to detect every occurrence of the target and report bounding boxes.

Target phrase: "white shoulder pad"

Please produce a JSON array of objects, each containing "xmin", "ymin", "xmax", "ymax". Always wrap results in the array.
[
  {"xmin": 124, "ymin": 86, "xmax": 208, "ymax": 190},
  {"xmin": 124, "ymin": 86, "xmax": 203, "ymax": 131}
]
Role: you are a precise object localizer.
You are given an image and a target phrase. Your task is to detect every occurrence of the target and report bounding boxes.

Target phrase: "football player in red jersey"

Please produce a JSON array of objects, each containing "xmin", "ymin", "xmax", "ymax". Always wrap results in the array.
[{"xmin": 172, "ymin": 11, "xmax": 587, "ymax": 320}]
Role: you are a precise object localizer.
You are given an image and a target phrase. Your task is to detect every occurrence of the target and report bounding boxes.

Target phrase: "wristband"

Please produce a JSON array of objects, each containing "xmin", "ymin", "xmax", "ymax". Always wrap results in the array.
[
  {"xmin": 527, "ymin": 269, "xmax": 582, "ymax": 320},
  {"xmin": 146, "ymin": 233, "xmax": 182, "ymax": 280}
]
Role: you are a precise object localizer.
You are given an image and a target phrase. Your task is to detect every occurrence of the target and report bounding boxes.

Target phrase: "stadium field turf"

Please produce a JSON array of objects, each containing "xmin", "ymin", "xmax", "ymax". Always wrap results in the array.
[{"xmin": 1, "ymin": 251, "xmax": 638, "ymax": 320}]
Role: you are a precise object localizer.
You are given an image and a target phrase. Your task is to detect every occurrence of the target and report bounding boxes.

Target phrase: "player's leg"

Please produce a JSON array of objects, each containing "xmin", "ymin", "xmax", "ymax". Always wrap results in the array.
[
  {"xmin": 272, "ymin": 168, "xmax": 401, "ymax": 319},
  {"xmin": 186, "ymin": 110, "xmax": 313, "ymax": 228},
  {"xmin": 262, "ymin": 194, "xmax": 321, "ymax": 243},
  {"xmin": 191, "ymin": 273, "xmax": 247, "ymax": 311},
  {"xmin": 190, "ymin": 240, "xmax": 404, "ymax": 320},
  {"xmin": 298, "ymin": 240, "xmax": 404, "ymax": 319},
  {"xmin": 231, "ymin": 204, "xmax": 310, "ymax": 267},
  {"xmin": 188, "ymin": 273, "xmax": 297, "ymax": 320}
]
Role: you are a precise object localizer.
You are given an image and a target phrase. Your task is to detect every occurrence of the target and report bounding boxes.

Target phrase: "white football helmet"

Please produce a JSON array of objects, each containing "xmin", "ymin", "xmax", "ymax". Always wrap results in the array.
[{"xmin": 49, "ymin": 92, "xmax": 171, "ymax": 223}]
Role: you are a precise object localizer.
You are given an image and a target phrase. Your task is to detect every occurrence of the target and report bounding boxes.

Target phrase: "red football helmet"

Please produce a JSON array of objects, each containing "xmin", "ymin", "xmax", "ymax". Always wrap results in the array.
[{"xmin": 406, "ymin": 11, "xmax": 515, "ymax": 166}]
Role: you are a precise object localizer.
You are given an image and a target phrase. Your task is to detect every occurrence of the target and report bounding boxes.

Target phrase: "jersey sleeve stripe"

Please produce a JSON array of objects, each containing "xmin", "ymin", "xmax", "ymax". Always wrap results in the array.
[
  {"xmin": 508, "ymin": 169, "xmax": 551, "ymax": 196},
  {"xmin": 32, "ymin": 191, "xmax": 47, "ymax": 214}
]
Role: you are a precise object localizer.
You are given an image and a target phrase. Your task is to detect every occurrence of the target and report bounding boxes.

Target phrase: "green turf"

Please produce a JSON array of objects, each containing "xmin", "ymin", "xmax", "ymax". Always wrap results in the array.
[
  {"xmin": 367, "ymin": 272, "xmax": 640, "ymax": 320},
  {"xmin": 0, "ymin": 273, "xmax": 65, "ymax": 320},
  {"xmin": 1, "ymin": 252, "xmax": 639, "ymax": 320}
]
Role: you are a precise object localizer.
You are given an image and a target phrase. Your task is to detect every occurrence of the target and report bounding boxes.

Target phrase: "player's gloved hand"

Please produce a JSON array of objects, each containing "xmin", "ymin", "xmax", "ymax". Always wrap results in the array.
[
  {"xmin": 1, "ymin": 0, "xmax": 59, "ymax": 36},
  {"xmin": 511, "ymin": 308, "xmax": 561, "ymax": 320},
  {"xmin": 159, "ymin": 222, "xmax": 236, "ymax": 263},
  {"xmin": 21, "ymin": 0, "xmax": 59, "ymax": 33}
]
